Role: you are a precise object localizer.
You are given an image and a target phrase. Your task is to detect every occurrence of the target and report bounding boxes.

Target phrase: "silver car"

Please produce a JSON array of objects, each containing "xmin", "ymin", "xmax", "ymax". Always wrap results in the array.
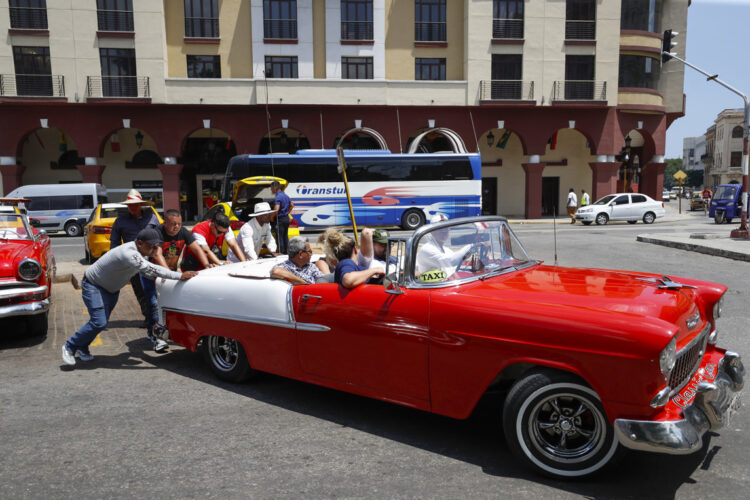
[{"xmin": 575, "ymin": 193, "xmax": 666, "ymax": 225}]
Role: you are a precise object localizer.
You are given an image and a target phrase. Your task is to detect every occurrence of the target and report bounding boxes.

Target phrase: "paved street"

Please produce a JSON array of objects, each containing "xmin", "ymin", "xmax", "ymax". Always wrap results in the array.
[{"xmin": 3, "ymin": 206, "xmax": 749, "ymax": 498}]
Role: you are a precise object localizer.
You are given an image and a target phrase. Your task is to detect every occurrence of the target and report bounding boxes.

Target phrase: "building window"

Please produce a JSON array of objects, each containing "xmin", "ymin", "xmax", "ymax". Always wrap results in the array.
[
  {"xmin": 732, "ymin": 126, "xmax": 743, "ymax": 138},
  {"xmin": 342, "ymin": 56, "xmax": 373, "ymax": 79},
  {"xmin": 618, "ymin": 55, "xmax": 660, "ymax": 89},
  {"xmin": 621, "ymin": 0, "xmax": 662, "ymax": 32},
  {"xmin": 187, "ymin": 55, "xmax": 221, "ymax": 78},
  {"xmin": 341, "ymin": 0, "xmax": 373, "ymax": 41},
  {"xmin": 493, "ymin": 0, "xmax": 523, "ymax": 39},
  {"xmin": 264, "ymin": 0, "xmax": 297, "ymax": 39},
  {"xmin": 491, "ymin": 54, "xmax": 522, "ymax": 99},
  {"xmin": 566, "ymin": 0, "xmax": 595, "ymax": 40},
  {"xmin": 13, "ymin": 46, "xmax": 51, "ymax": 96},
  {"xmin": 9, "ymin": 0, "xmax": 47, "ymax": 29},
  {"xmin": 265, "ymin": 56, "xmax": 298, "ymax": 78},
  {"xmin": 415, "ymin": 0, "xmax": 446, "ymax": 42},
  {"xmin": 100, "ymin": 47, "xmax": 137, "ymax": 97},
  {"xmin": 731, "ymin": 152, "xmax": 742, "ymax": 167},
  {"xmin": 415, "ymin": 58, "xmax": 445, "ymax": 80},
  {"xmin": 565, "ymin": 55, "xmax": 595, "ymax": 99},
  {"xmin": 184, "ymin": 0, "xmax": 219, "ymax": 38},
  {"xmin": 97, "ymin": 0, "xmax": 134, "ymax": 32}
]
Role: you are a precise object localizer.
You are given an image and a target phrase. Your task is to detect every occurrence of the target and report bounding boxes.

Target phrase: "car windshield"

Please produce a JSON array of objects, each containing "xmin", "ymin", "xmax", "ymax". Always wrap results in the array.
[
  {"xmin": 593, "ymin": 195, "xmax": 616, "ymax": 205},
  {"xmin": 0, "ymin": 213, "xmax": 33, "ymax": 241},
  {"xmin": 413, "ymin": 219, "xmax": 531, "ymax": 284},
  {"xmin": 713, "ymin": 186, "xmax": 738, "ymax": 201}
]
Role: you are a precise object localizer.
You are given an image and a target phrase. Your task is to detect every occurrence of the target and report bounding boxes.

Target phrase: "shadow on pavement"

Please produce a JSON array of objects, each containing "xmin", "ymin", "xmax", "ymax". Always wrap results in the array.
[{"xmin": 0, "ymin": 318, "xmax": 45, "ymax": 350}]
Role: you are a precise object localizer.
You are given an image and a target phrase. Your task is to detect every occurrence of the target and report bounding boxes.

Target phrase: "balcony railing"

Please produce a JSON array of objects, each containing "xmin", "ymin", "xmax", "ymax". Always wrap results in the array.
[
  {"xmin": 492, "ymin": 18, "xmax": 523, "ymax": 39},
  {"xmin": 341, "ymin": 21, "xmax": 373, "ymax": 41},
  {"xmin": 0, "ymin": 74, "xmax": 64, "ymax": 97},
  {"xmin": 97, "ymin": 9, "xmax": 134, "ymax": 31},
  {"xmin": 552, "ymin": 80, "xmax": 606, "ymax": 101},
  {"xmin": 264, "ymin": 19, "xmax": 297, "ymax": 39},
  {"xmin": 565, "ymin": 20, "xmax": 595, "ymax": 40},
  {"xmin": 415, "ymin": 22, "xmax": 446, "ymax": 42},
  {"xmin": 86, "ymin": 76, "xmax": 149, "ymax": 98},
  {"xmin": 10, "ymin": 6, "xmax": 48, "ymax": 29},
  {"xmin": 185, "ymin": 17, "xmax": 219, "ymax": 38},
  {"xmin": 479, "ymin": 80, "xmax": 534, "ymax": 101}
]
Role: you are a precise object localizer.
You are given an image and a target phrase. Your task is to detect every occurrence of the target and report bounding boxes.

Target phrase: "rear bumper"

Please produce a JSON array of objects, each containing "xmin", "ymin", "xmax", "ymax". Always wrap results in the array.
[{"xmin": 614, "ymin": 351, "xmax": 744, "ymax": 454}]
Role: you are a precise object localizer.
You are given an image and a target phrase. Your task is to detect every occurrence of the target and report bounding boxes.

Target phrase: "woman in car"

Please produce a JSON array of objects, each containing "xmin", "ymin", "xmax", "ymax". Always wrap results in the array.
[{"xmin": 324, "ymin": 230, "xmax": 382, "ymax": 289}]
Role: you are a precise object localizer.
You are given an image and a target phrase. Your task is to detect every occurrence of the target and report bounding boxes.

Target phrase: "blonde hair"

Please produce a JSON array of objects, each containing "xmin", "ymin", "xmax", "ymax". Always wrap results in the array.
[{"xmin": 320, "ymin": 228, "xmax": 356, "ymax": 262}]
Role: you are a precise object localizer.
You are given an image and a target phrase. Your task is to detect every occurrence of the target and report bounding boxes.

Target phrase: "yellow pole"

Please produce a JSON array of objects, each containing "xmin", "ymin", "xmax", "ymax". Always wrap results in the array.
[{"xmin": 336, "ymin": 147, "xmax": 359, "ymax": 246}]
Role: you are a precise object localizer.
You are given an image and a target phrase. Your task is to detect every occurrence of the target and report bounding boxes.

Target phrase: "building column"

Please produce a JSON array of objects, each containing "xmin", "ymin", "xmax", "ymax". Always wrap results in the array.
[
  {"xmin": 0, "ymin": 162, "xmax": 25, "ymax": 195},
  {"xmin": 522, "ymin": 161, "xmax": 546, "ymax": 219},
  {"xmin": 158, "ymin": 161, "xmax": 184, "ymax": 213},
  {"xmin": 76, "ymin": 159, "xmax": 105, "ymax": 184},
  {"xmin": 640, "ymin": 162, "xmax": 667, "ymax": 201},
  {"xmin": 588, "ymin": 162, "xmax": 622, "ymax": 201}
]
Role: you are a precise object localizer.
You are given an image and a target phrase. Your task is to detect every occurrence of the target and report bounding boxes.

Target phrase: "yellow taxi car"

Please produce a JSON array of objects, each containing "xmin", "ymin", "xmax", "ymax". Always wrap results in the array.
[
  {"xmin": 83, "ymin": 203, "xmax": 163, "ymax": 263},
  {"xmin": 690, "ymin": 192, "xmax": 705, "ymax": 211},
  {"xmin": 202, "ymin": 176, "xmax": 300, "ymax": 257}
]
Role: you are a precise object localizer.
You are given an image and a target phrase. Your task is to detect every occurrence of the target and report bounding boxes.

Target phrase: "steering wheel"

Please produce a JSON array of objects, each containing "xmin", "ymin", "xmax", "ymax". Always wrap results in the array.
[{"xmin": 455, "ymin": 244, "xmax": 486, "ymax": 274}]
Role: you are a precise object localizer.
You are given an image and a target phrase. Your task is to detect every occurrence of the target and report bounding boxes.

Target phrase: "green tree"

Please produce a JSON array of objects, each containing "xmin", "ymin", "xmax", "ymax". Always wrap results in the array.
[
  {"xmin": 663, "ymin": 158, "xmax": 682, "ymax": 189},
  {"xmin": 686, "ymin": 169, "xmax": 703, "ymax": 187}
]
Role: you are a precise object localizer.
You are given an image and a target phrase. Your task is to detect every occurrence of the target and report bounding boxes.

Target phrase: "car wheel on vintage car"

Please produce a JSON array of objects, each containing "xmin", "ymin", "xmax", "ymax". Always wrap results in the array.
[
  {"xmin": 642, "ymin": 212, "xmax": 656, "ymax": 224},
  {"xmin": 65, "ymin": 221, "xmax": 82, "ymax": 237},
  {"xmin": 27, "ymin": 312, "xmax": 48, "ymax": 337},
  {"xmin": 503, "ymin": 370, "xmax": 619, "ymax": 478},
  {"xmin": 595, "ymin": 213, "xmax": 609, "ymax": 225},
  {"xmin": 201, "ymin": 335, "xmax": 255, "ymax": 383}
]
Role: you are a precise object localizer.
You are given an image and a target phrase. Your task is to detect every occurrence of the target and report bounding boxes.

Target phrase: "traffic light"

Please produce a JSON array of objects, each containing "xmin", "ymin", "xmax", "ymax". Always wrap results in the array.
[{"xmin": 662, "ymin": 29, "xmax": 679, "ymax": 63}]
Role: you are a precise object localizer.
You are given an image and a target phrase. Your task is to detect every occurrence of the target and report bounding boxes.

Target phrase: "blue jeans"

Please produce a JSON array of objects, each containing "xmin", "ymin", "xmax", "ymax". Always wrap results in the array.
[
  {"xmin": 66, "ymin": 279, "xmax": 119, "ymax": 350},
  {"xmin": 140, "ymin": 274, "xmax": 159, "ymax": 333}
]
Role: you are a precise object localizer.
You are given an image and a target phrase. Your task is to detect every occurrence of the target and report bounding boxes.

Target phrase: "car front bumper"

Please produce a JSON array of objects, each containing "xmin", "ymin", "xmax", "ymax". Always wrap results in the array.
[
  {"xmin": 614, "ymin": 351, "xmax": 744, "ymax": 455},
  {"xmin": 574, "ymin": 211, "xmax": 596, "ymax": 222}
]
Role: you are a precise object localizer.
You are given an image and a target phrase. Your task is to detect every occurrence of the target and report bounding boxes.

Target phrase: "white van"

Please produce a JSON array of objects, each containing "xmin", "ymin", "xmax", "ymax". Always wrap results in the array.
[{"xmin": 7, "ymin": 183, "xmax": 107, "ymax": 236}]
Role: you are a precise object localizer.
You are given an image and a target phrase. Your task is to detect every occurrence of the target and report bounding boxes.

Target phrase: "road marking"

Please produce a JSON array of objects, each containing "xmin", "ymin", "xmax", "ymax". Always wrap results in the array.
[{"xmin": 90, "ymin": 334, "xmax": 102, "ymax": 346}]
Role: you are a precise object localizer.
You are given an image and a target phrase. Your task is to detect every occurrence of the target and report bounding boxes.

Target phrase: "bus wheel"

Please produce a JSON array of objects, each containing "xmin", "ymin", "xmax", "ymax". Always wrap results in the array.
[
  {"xmin": 401, "ymin": 209, "xmax": 425, "ymax": 231},
  {"xmin": 65, "ymin": 222, "xmax": 82, "ymax": 237}
]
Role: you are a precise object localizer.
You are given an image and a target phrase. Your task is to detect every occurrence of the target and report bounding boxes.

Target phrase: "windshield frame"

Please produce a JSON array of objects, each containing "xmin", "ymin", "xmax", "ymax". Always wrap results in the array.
[{"xmin": 0, "ymin": 212, "xmax": 34, "ymax": 241}]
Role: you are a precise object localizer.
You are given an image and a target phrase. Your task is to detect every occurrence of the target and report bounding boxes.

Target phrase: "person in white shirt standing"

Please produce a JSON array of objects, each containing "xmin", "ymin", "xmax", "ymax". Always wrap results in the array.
[
  {"xmin": 227, "ymin": 202, "xmax": 278, "ymax": 262},
  {"xmin": 567, "ymin": 188, "xmax": 578, "ymax": 224}
]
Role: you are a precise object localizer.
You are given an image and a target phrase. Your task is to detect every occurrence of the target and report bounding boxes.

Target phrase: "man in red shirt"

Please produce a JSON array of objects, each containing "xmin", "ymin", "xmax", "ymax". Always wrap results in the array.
[
  {"xmin": 702, "ymin": 188, "xmax": 712, "ymax": 215},
  {"xmin": 182, "ymin": 212, "xmax": 246, "ymax": 270}
]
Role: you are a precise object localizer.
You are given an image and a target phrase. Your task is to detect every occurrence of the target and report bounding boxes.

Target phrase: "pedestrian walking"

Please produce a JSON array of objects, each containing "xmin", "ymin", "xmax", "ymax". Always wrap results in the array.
[
  {"xmin": 110, "ymin": 189, "xmax": 160, "ymax": 325},
  {"xmin": 581, "ymin": 189, "xmax": 590, "ymax": 207},
  {"xmin": 271, "ymin": 180, "xmax": 294, "ymax": 254},
  {"xmin": 62, "ymin": 228, "xmax": 197, "ymax": 366},
  {"xmin": 567, "ymin": 188, "xmax": 578, "ymax": 224}
]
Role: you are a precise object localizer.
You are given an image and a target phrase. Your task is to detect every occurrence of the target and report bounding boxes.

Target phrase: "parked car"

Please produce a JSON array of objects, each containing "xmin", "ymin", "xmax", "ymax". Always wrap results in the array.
[
  {"xmin": 662, "ymin": 190, "xmax": 671, "ymax": 201},
  {"xmin": 202, "ymin": 176, "xmax": 299, "ymax": 257},
  {"xmin": 6, "ymin": 183, "xmax": 105, "ymax": 236},
  {"xmin": 690, "ymin": 192, "xmax": 705, "ymax": 211},
  {"xmin": 156, "ymin": 216, "xmax": 743, "ymax": 479},
  {"xmin": 0, "ymin": 198, "xmax": 56, "ymax": 336},
  {"xmin": 83, "ymin": 203, "xmax": 163, "ymax": 263},
  {"xmin": 709, "ymin": 184, "xmax": 744, "ymax": 224},
  {"xmin": 575, "ymin": 193, "xmax": 665, "ymax": 225}
]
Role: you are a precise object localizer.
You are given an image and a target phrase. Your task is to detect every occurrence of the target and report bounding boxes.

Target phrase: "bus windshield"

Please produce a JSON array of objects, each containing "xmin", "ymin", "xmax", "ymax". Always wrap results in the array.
[{"xmin": 221, "ymin": 150, "xmax": 482, "ymax": 229}]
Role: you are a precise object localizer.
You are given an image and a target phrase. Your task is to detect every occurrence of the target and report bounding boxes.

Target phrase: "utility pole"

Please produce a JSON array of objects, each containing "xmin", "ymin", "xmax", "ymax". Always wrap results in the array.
[{"xmin": 663, "ymin": 31, "xmax": 749, "ymax": 238}]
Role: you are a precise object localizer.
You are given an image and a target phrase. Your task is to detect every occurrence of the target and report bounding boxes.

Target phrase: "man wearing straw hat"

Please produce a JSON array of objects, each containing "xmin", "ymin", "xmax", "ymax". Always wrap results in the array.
[
  {"xmin": 227, "ymin": 201, "xmax": 278, "ymax": 262},
  {"xmin": 110, "ymin": 189, "xmax": 160, "ymax": 325}
]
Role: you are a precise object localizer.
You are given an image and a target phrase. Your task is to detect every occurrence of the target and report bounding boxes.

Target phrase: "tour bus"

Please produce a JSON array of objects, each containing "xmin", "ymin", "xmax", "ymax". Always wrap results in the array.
[
  {"xmin": 221, "ymin": 150, "xmax": 482, "ymax": 230},
  {"xmin": 6, "ymin": 183, "xmax": 106, "ymax": 236}
]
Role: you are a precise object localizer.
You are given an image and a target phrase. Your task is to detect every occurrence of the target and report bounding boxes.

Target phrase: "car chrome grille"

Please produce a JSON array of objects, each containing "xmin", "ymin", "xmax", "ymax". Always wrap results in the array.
[{"xmin": 669, "ymin": 324, "xmax": 710, "ymax": 391}]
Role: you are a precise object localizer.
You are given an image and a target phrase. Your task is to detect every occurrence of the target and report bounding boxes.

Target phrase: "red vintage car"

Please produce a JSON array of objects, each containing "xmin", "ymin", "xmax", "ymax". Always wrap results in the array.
[
  {"xmin": 156, "ymin": 216, "xmax": 744, "ymax": 479},
  {"xmin": 0, "ymin": 199, "xmax": 55, "ymax": 336}
]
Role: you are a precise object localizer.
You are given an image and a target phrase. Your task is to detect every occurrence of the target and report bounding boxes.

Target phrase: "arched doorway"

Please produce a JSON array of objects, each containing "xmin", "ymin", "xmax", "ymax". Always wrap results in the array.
[
  {"xmin": 258, "ymin": 128, "xmax": 310, "ymax": 154},
  {"xmin": 101, "ymin": 128, "xmax": 163, "ymax": 207},
  {"xmin": 332, "ymin": 127, "xmax": 388, "ymax": 150},
  {"xmin": 541, "ymin": 128, "xmax": 595, "ymax": 217},
  {"xmin": 405, "ymin": 127, "xmax": 468, "ymax": 153},
  {"xmin": 617, "ymin": 130, "xmax": 646, "ymax": 193},
  {"xmin": 19, "ymin": 127, "xmax": 83, "ymax": 185}
]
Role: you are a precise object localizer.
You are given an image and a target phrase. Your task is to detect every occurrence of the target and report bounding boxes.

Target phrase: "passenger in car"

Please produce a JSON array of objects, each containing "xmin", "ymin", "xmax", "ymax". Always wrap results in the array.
[
  {"xmin": 325, "ymin": 230, "xmax": 382, "ymax": 289},
  {"xmin": 270, "ymin": 236, "xmax": 330, "ymax": 285}
]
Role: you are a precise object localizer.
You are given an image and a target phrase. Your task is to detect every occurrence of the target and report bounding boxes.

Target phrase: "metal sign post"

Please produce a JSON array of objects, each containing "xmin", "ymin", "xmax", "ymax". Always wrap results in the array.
[{"xmin": 336, "ymin": 147, "xmax": 359, "ymax": 245}]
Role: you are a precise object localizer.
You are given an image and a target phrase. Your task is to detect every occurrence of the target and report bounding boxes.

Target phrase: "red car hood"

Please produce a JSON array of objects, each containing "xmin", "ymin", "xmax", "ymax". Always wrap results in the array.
[{"xmin": 0, "ymin": 241, "xmax": 31, "ymax": 279}]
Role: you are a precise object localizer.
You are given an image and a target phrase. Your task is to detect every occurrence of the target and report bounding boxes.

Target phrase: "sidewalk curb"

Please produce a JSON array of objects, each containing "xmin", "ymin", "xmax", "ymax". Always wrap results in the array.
[{"xmin": 636, "ymin": 235, "xmax": 750, "ymax": 262}]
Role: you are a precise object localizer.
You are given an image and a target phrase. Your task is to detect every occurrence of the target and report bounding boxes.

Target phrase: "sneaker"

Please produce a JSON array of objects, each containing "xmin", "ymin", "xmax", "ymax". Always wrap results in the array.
[
  {"xmin": 149, "ymin": 335, "xmax": 168, "ymax": 353},
  {"xmin": 75, "ymin": 349, "xmax": 94, "ymax": 362},
  {"xmin": 61, "ymin": 344, "xmax": 76, "ymax": 366}
]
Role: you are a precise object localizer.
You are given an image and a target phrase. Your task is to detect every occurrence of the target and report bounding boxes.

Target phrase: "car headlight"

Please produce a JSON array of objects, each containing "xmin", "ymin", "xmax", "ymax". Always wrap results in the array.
[
  {"xmin": 18, "ymin": 258, "xmax": 42, "ymax": 281},
  {"xmin": 659, "ymin": 337, "xmax": 677, "ymax": 375},
  {"xmin": 714, "ymin": 294, "xmax": 725, "ymax": 319}
]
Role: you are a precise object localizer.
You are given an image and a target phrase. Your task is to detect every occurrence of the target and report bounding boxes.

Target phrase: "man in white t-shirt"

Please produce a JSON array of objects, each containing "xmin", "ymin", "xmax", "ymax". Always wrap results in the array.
[
  {"xmin": 227, "ymin": 202, "xmax": 278, "ymax": 262},
  {"xmin": 566, "ymin": 188, "xmax": 578, "ymax": 224},
  {"xmin": 415, "ymin": 214, "xmax": 472, "ymax": 281}
]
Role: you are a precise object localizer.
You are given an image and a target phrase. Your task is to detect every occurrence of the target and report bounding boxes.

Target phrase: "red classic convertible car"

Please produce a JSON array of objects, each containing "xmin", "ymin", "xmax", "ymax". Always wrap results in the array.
[
  {"xmin": 0, "ymin": 199, "xmax": 55, "ymax": 336},
  {"xmin": 156, "ymin": 216, "xmax": 744, "ymax": 479}
]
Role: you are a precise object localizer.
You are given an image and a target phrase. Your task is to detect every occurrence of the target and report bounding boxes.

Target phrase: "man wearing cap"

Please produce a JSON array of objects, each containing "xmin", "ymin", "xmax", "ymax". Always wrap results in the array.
[
  {"xmin": 182, "ymin": 212, "xmax": 245, "ymax": 270},
  {"xmin": 358, "ymin": 227, "xmax": 394, "ymax": 270},
  {"xmin": 227, "ymin": 202, "xmax": 278, "ymax": 262},
  {"xmin": 62, "ymin": 228, "xmax": 197, "ymax": 366},
  {"xmin": 110, "ymin": 189, "xmax": 160, "ymax": 324}
]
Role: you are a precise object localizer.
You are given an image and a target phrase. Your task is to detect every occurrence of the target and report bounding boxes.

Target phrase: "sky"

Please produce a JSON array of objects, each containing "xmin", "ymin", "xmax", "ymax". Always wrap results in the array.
[{"xmin": 664, "ymin": 0, "xmax": 750, "ymax": 158}]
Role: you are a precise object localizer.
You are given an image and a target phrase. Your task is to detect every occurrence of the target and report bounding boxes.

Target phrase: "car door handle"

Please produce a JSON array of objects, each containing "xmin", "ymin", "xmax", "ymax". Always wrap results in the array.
[{"xmin": 301, "ymin": 294, "xmax": 322, "ymax": 303}]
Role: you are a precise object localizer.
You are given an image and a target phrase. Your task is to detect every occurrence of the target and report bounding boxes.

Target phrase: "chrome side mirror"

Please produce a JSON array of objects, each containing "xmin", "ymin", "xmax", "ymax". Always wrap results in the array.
[{"xmin": 384, "ymin": 238, "xmax": 407, "ymax": 295}]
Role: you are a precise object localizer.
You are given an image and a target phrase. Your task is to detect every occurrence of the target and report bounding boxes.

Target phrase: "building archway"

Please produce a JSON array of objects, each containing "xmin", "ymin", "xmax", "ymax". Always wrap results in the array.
[
  {"xmin": 480, "ymin": 127, "xmax": 526, "ymax": 216},
  {"xmin": 616, "ymin": 130, "xmax": 653, "ymax": 193},
  {"xmin": 18, "ymin": 127, "xmax": 83, "ymax": 185},
  {"xmin": 541, "ymin": 128, "xmax": 595, "ymax": 216},
  {"xmin": 259, "ymin": 128, "xmax": 311, "ymax": 154},
  {"xmin": 332, "ymin": 127, "xmax": 388, "ymax": 150},
  {"xmin": 405, "ymin": 127, "xmax": 468, "ymax": 153}
]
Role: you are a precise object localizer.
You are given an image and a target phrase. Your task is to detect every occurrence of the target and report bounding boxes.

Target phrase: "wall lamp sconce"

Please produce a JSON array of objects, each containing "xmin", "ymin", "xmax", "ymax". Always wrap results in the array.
[
  {"xmin": 135, "ymin": 130, "xmax": 144, "ymax": 149},
  {"xmin": 122, "ymin": 118, "xmax": 131, "ymax": 129},
  {"xmin": 40, "ymin": 118, "xmax": 48, "ymax": 128},
  {"xmin": 637, "ymin": 120, "xmax": 644, "ymax": 129},
  {"xmin": 428, "ymin": 119, "xmax": 436, "ymax": 128},
  {"xmin": 355, "ymin": 119, "xmax": 362, "ymax": 128},
  {"xmin": 164, "ymin": 157, "xmax": 176, "ymax": 165},
  {"xmin": 281, "ymin": 119, "xmax": 289, "ymax": 129},
  {"xmin": 569, "ymin": 120, "xmax": 576, "ymax": 129},
  {"xmin": 486, "ymin": 131, "xmax": 495, "ymax": 147},
  {"xmin": 497, "ymin": 120, "xmax": 504, "ymax": 130},
  {"xmin": 203, "ymin": 119, "xmax": 211, "ymax": 129}
]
